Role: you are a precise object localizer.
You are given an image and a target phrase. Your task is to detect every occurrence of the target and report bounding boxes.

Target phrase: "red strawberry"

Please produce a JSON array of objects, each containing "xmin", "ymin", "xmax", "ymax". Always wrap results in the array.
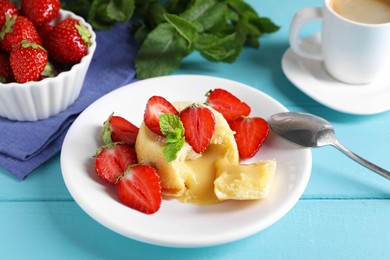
[
  {"xmin": 21, "ymin": 0, "xmax": 60, "ymax": 27},
  {"xmin": 144, "ymin": 96, "xmax": 179, "ymax": 136},
  {"xmin": 0, "ymin": 15, "xmax": 42, "ymax": 52},
  {"xmin": 10, "ymin": 41, "xmax": 48, "ymax": 83},
  {"xmin": 179, "ymin": 104, "xmax": 216, "ymax": 154},
  {"xmin": 94, "ymin": 143, "xmax": 138, "ymax": 184},
  {"xmin": 0, "ymin": 0, "xmax": 19, "ymax": 29},
  {"xmin": 102, "ymin": 114, "xmax": 139, "ymax": 146},
  {"xmin": 0, "ymin": 51, "xmax": 13, "ymax": 82},
  {"xmin": 229, "ymin": 117, "xmax": 269, "ymax": 159},
  {"xmin": 46, "ymin": 18, "xmax": 91, "ymax": 64},
  {"xmin": 116, "ymin": 165, "xmax": 162, "ymax": 215},
  {"xmin": 206, "ymin": 88, "xmax": 251, "ymax": 122},
  {"xmin": 37, "ymin": 23, "xmax": 54, "ymax": 44}
]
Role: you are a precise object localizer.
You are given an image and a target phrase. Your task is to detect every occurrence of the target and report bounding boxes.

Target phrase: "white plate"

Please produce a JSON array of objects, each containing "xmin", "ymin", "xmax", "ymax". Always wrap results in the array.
[
  {"xmin": 282, "ymin": 33, "xmax": 390, "ymax": 115},
  {"xmin": 61, "ymin": 75, "xmax": 312, "ymax": 247}
]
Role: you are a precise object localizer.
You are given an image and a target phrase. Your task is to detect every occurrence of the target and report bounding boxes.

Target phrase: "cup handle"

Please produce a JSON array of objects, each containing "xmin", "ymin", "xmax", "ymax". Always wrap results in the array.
[{"xmin": 289, "ymin": 7, "xmax": 323, "ymax": 61}]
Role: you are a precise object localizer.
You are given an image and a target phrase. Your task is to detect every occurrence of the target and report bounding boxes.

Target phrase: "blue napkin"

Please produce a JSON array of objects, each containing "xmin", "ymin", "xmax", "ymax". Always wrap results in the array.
[{"xmin": 0, "ymin": 22, "xmax": 138, "ymax": 179}]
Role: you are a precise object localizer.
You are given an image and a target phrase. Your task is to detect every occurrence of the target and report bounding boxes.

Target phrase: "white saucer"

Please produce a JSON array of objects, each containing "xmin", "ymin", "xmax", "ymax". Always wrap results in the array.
[{"xmin": 282, "ymin": 33, "xmax": 390, "ymax": 115}]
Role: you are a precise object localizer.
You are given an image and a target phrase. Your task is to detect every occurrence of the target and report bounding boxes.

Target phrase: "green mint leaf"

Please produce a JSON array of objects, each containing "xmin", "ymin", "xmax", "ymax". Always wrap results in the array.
[
  {"xmin": 164, "ymin": 13, "xmax": 202, "ymax": 45},
  {"xmin": 107, "ymin": 0, "xmax": 135, "ymax": 22},
  {"xmin": 88, "ymin": 0, "xmax": 116, "ymax": 30},
  {"xmin": 135, "ymin": 23, "xmax": 191, "ymax": 79},
  {"xmin": 181, "ymin": 0, "xmax": 227, "ymax": 32},
  {"xmin": 162, "ymin": 137, "xmax": 185, "ymax": 162},
  {"xmin": 195, "ymin": 33, "xmax": 239, "ymax": 62},
  {"xmin": 159, "ymin": 114, "xmax": 185, "ymax": 162},
  {"xmin": 165, "ymin": 0, "xmax": 192, "ymax": 14},
  {"xmin": 62, "ymin": 1, "xmax": 92, "ymax": 20},
  {"xmin": 160, "ymin": 114, "xmax": 183, "ymax": 135},
  {"xmin": 227, "ymin": 0, "xmax": 258, "ymax": 17},
  {"xmin": 135, "ymin": 0, "xmax": 167, "ymax": 25},
  {"xmin": 132, "ymin": 22, "xmax": 150, "ymax": 45},
  {"xmin": 255, "ymin": 17, "xmax": 280, "ymax": 33}
]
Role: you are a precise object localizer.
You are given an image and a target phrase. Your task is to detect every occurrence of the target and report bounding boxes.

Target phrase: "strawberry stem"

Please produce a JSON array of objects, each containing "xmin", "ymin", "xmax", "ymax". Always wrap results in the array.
[
  {"xmin": 75, "ymin": 23, "xmax": 92, "ymax": 47},
  {"xmin": 0, "ymin": 15, "xmax": 16, "ymax": 40}
]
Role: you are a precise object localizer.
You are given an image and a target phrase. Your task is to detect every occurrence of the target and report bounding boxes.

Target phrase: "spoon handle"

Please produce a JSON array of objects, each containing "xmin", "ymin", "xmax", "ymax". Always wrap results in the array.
[{"xmin": 332, "ymin": 140, "xmax": 390, "ymax": 180}]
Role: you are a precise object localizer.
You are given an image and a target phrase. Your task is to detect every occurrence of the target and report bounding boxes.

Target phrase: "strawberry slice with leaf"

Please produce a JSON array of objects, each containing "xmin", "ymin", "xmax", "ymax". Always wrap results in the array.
[
  {"xmin": 229, "ymin": 116, "xmax": 269, "ymax": 159},
  {"xmin": 101, "ymin": 113, "xmax": 139, "ymax": 146},
  {"xmin": 179, "ymin": 104, "xmax": 216, "ymax": 154},
  {"xmin": 144, "ymin": 96, "xmax": 178, "ymax": 136},
  {"xmin": 206, "ymin": 88, "xmax": 251, "ymax": 122},
  {"xmin": 94, "ymin": 143, "xmax": 137, "ymax": 184},
  {"xmin": 116, "ymin": 165, "xmax": 162, "ymax": 215}
]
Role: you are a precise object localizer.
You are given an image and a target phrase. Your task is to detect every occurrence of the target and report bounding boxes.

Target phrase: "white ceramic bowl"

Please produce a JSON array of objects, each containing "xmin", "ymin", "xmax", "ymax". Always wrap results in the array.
[{"xmin": 0, "ymin": 9, "xmax": 96, "ymax": 121}]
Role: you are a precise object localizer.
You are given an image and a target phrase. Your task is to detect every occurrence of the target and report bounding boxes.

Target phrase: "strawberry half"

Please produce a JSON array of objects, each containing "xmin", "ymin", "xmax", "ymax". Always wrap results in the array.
[
  {"xmin": 229, "ymin": 116, "xmax": 269, "ymax": 159},
  {"xmin": 10, "ymin": 40, "xmax": 48, "ymax": 83},
  {"xmin": 21, "ymin": 0, "xmax": 61, "ymax": 27},
  {"xmin": 101, "ymin": 114, "xmax": 139, "ymax": 146},
  {"xmin": 144, "ymin": 96, "xmax": 178, "ymax": 136},
  {"xmin": 116, "ymin": 165, "xmax": 162, "ymax": 215},
  {"xmin": 94, "ymin": 143, "xmax": 138, "ymax": 184},
  {"xmin": 206, "ymin": 88, "xmax": 251, "ymax": 122},
  {"xmin": 179, "ymin": 104, "xmax": 216, "ymax": 154}
]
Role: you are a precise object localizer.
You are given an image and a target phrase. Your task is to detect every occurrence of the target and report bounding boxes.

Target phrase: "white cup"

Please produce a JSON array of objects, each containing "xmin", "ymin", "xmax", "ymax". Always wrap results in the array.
[{"xmin": 289, "ymin": 0, "xmax": 390, "ymax": 84}]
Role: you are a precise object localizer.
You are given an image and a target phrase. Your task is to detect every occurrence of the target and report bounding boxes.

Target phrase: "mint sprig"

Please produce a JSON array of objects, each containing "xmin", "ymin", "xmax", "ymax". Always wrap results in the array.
[
  {"xmin": 160, "ymin": 113, "xmax": 185, "ymax": 162},
  {"xmin": 63, "ymin": 0, "xmax": 279, "ymax": 79}
]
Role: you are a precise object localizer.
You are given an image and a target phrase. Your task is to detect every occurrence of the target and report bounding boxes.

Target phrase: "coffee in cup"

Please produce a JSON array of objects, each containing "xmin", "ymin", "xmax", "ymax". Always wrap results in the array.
[
  {"xmin": 289, "ymin": 0, "xmax": 390, "ymax": 84},
  {"xmin": 331, "ymin": 0, "xmax": 390, "ymax": 24}
]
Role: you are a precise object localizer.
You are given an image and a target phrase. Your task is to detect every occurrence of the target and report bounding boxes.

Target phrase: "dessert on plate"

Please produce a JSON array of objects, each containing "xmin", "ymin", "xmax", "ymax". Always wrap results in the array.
[{"xmin": 93, "ymin": 88, "xmax": 277, "ymax": 214}]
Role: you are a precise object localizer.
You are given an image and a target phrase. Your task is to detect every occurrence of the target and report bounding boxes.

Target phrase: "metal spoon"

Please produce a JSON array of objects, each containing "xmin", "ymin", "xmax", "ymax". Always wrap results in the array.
[{"xmin": 268, "ymin": 112, "xmax": 390, "ymax": 180}]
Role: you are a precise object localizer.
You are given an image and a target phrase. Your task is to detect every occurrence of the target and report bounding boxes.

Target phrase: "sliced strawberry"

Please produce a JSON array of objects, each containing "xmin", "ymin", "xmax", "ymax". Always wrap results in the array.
[
  {"xmin": 144, "ymin": 96, "xmax": 178, "ymax": 136},
  {"xmin": 116, "ymin": 165, "xmax": 162, "ymax": 215},
  {"xmin": 179, "ymin": 104, "xmax": 215, "ymax": 154},
  {"xmin": 229, "ymin": 116, "xmax": 269, "ymax": 159},
  {"xmin": 94, "ymin": 143, "xmax": 137, "ymax": 184},
  {"xmin": 102, "ymin": 114, "xmax": 139, "ymax": 145},
  {"xmin": 206, "ymin": 88, "xmax": 251, "ymax": 122}
]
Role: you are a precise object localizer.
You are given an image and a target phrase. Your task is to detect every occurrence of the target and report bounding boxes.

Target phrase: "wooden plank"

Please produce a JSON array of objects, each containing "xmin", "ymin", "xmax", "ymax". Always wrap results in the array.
[{"xmin": 0, "ymin": 200, "xmax": 389, "ymax": 259}]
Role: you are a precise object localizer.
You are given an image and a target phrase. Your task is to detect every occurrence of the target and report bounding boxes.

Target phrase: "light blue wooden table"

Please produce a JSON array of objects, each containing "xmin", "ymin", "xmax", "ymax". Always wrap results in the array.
[{"xmin": 1, "ymin": 1, "xmax": 389, "ymax": 259}]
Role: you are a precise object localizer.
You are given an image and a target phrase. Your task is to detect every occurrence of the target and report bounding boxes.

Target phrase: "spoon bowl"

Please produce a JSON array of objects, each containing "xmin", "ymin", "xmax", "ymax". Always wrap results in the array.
[{"xmin": 268, "ymin": 112, "xmax": 390, "ymax": 180}]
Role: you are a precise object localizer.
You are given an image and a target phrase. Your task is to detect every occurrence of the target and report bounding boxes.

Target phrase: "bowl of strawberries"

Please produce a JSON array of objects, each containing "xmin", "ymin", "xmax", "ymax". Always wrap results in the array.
[{"xmin": 0, "ymin": 0, "xmax": 96, "ymax": 121}]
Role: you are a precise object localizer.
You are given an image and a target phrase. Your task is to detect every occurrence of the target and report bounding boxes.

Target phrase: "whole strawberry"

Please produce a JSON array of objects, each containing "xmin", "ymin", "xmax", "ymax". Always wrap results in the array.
[
  {"xmin": 37, "ymin": 23, "xmax": 54, "ymax": 45},
  {"xmin": 0, "ymin": 51, "xmax": 13, "ymax": 83},
  {"xmin": 0, "ymin": 0, "xmax": 19, "ymax": 29},
  {"xmin": 10, "ymin": 40, "xmax": 48, "ymax": 83},
  {"xmin": 0, "ymin": 15, "xmax": 42, "ymax": 52},
  {"xmin": 46, "ymin": 18, "xmax": 91, "ymax": 64},
  {"xmin": 21, "ymin": 0, "xmax": 61, "ymax": 27}
]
